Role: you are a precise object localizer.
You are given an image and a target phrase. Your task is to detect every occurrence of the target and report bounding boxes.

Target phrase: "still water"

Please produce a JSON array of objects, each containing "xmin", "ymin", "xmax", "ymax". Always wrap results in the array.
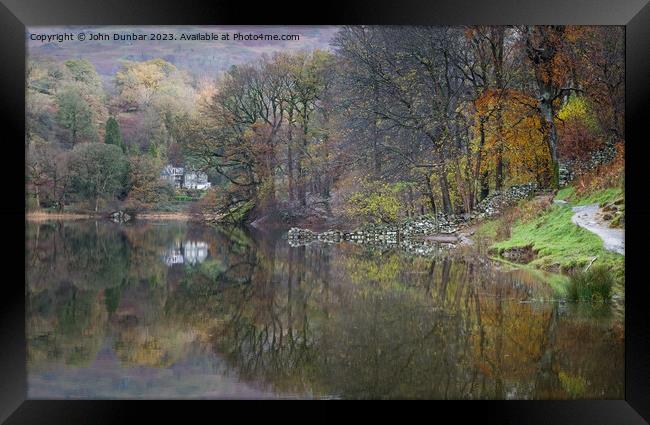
[{"xmin": 26, "ymin": 220, "xmax": 623, "ymax": 399}]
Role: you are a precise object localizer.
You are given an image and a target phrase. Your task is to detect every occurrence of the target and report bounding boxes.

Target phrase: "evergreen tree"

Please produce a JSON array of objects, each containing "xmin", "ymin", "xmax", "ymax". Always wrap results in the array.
[{"xmin": 104, "ymin": 116, "xmax": 125, "ymax": 152}]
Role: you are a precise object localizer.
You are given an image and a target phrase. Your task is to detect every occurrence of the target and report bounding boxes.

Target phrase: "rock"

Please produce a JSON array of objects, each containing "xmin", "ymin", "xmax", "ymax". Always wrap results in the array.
[
  {"xmin": 500, "ymin": 245, "xmax": 536, "ymax": 264},
  {"xmin": 109, "ymin": 210, "xmax": 132, "ymax": 223},
  {"xmin": 602, "ymin": 213, "xmax": 613, "ymax": 221},
  {"xmin": 609, "ymin": 213, "xmax": 624, "ymax": 228},
  {"xmin": 287, "ymin": 227, "xmax": 318, "ymax": 246}
]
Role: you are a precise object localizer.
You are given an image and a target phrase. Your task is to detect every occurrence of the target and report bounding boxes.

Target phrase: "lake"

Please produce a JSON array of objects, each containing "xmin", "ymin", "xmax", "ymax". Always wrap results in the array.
[{"xmin": 26, "ymin": 220, "xmax": 624, "ymax": 399}]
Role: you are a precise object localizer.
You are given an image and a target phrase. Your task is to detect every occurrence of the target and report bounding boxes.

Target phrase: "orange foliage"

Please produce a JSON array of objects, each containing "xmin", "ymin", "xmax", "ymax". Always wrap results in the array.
[{"xmin": 475, "ymin": 89, "xmax": 551, "ymax": 185}]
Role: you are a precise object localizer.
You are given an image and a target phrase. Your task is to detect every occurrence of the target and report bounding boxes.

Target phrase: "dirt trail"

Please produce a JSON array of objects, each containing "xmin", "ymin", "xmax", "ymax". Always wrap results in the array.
[{"xmin": 571, "ymin": 204, "xmax": 624, "ymax": 255}]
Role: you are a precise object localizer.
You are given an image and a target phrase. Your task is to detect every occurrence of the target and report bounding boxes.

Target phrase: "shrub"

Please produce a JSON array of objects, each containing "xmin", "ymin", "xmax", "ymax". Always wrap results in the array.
[
  {"xmin": 175, "ymin": 194, "xmax": 193, "ymax": 202},
  {"xmin": 345, "ymin": 179, "xmax": 404, "ymax": 223},
  {"xmin": 567, "ymin": 265, "xmax": 613, "ymax": 303}
]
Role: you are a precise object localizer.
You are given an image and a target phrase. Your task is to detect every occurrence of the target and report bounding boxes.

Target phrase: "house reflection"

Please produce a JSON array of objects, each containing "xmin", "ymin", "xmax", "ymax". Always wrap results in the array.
[{"xmin": 162, "ymin": 240, "xmax": 209, "ymax": 266}]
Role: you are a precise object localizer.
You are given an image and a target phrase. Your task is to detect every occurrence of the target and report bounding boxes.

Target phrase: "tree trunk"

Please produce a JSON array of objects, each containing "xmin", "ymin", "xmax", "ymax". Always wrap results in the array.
[
  {"xmin": 373, "ymin": 137, "xmax": 381, "ymax": 176},
  {"xmin": 407, "ymin": 185, "xmax": 415, "ymax": 218},
  {"xmin": 438, "ymin": 172, "xmax": 453, "ymax": 215},
  {"xmin": 525, "ymin": 25, "xmax": 563, "ymax": 189},
  {"xmin": 495, "ymin": 148, "xmax": 504, "ymax": 191},
  {"xmin": 435, "ymin": 152, "xmax": 453, "ymax": 215},
  {"xmin": 266, "ymin": 140, "xmax": 277, "ymax": 207},
  {"xmin": 474, "ymin": 119, "xmax": 488, "ymax": 203},
  {"xmin": 372, "ymin": 84, "xmax": 382, "ymax": 176},
  {"xmin": 540, "ymin": 91, "xmax": 560, "ymax": 188},
  {"xmin": 454, "ymin": 158, "xmax": 470, "ymax": 214},
  {"xmin": 287, "ymin": 120, "xmax": 294, "ymax": 203},
  {"xmin": 480, "ymin": 170, "xmax": 490, "ymax": 201},
  {"xmin": 300, "ymin": 118, "xmax": 308, "ymax": 207},
  {"xmin": 424, "ymin": 174, "xmax": 437, "ymax": 215},
  {"xmin": 287, "ymin": 144, "xmax": 294, "ymax": 202},
  {"xmin": 492, "ymin": 26, "xmax": 506, "ymax": 192}
]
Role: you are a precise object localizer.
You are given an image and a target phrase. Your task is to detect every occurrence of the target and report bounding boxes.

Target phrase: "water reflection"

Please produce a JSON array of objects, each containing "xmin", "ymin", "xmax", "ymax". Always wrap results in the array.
[
  {"xmin": 163, "ymin": 240, "xmax": 209, "ymax": 266},
  {"xmin": 26, "ymin": 220, "xmax": 624, "ymax": 399}
]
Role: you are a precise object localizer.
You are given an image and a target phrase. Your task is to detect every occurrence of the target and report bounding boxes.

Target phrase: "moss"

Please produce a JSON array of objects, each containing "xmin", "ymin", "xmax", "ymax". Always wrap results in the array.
[
  {"xmin": 609, "ymin": 213, "xmax": 624, "ymax": 228},
  {"xmin": 551, "ymin": 160, "xmax": 560, "ymax": 189},
  {"xmin": 222, "ymin": 199, "xmax": 255, "ymax": 224}
]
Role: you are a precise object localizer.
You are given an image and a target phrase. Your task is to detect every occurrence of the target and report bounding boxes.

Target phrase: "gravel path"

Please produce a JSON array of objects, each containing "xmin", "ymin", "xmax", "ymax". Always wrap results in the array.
[{"xmin": 571, "ymin": 204, "xmax": 625, "ymax": 255}]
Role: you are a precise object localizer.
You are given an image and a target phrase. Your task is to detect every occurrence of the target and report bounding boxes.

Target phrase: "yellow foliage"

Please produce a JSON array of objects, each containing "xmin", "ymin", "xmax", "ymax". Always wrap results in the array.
[
  {"xmin": 345, "ymin": 178, "xmax": 405, "ymax": 223},
  {"xmin": 557, "ymin": 95, "xmax": 600, "ymax": 133},
  {"xmin": 474, "ymin": 89, "xmax": 551, "ymax": 185}
]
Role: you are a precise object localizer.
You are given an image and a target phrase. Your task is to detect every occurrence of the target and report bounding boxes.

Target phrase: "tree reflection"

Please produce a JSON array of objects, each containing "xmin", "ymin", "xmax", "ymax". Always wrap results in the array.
[{"xmin": 26, "ymin": 221, "xmax": 623, "ymax": 399}]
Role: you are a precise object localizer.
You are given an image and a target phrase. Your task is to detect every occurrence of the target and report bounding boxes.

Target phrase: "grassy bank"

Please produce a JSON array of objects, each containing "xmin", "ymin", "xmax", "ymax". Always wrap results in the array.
[
  {"xmin": 556, "ymin": 186, "xmax": 623, "ymax": 206},
  {"xmin": 476, "ymin": 187, "xmax": 624, "ymax": 285}
]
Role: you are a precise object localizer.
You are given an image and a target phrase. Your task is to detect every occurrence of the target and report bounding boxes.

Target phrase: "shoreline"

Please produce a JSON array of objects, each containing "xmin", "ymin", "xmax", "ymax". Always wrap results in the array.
[
  {"xmin": 135, "ymin": 212, "xmax": 193, "ymax": 220},
  {"xmin": 26, "ymin": 211, "xmax": 193, "ymax": 221},
  {"xmin": 26, "ymin": 211, "xmax": 97, "ymax": 221}
]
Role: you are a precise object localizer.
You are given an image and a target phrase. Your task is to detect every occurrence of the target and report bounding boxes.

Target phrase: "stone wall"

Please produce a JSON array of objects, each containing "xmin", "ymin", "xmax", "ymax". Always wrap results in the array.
[
  {"xmin": 559, "ymin": 142, "xmax": 618, "ymax": 187},
  {"xmin": 287, "ymin": 226, "xmax": 456, "ymax": 255},
  {"xmin": 288, "ymin": 183, "xmax": 540, "ymax": 248},
  {"xmin": 470, "ymin": 183, "xmax": 538, "ymax": 220}
]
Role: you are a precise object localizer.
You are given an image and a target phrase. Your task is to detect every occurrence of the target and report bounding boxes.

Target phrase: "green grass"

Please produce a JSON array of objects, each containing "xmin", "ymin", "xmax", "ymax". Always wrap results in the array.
[
  {"xmin": 567, "ymin": 265, "xmax": 614, "ymax": 303},
  {"xmin": 572, "ymin": 187, "xmax": 623, "ymax": 206},
  {"xmin": 556, "ymin": 185, "xmax": 622, "ymax": 206},
  {"xmin": 556, "ymin": 186, "xmax": 575, "ymax": 201},
  {"xmin": 474, "ymin": 218, "xmax": 498, "ymax": 240},
  {"xmin": 488, "ymin": 190, "xmax": 624, "ymax": 285}
]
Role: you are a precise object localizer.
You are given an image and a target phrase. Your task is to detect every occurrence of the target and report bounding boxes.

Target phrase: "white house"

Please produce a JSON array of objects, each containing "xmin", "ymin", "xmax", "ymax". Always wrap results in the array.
[
  {"xmin": 160, "ymin": 165, "xmax": 211, "ymax": 190},
  {"xmin": 183, "ymin": 171, "xmax": 211, "ymax": 190},
  {"xmin": 162, "ymin": 240, "xmax": 209, "ymax": 266},
  {"xmin": 160, "ymin": 165, "xmax": 184, "ymax": 189}
]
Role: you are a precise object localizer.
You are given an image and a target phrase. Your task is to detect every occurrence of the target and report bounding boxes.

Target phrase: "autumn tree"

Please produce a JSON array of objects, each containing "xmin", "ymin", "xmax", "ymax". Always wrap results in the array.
[
  {"xmin": 556, "ymin": 94, "xmax": 603, "ymax": 169},
  {"xmin": 126, "ymin": 154, "xmax": 168, "ymax": 206},
  {"xmin": 114, "ymin": 59, "xmax": 197, "ymax": 152},
  {"xmin": 522, "ymin": 25, "xmax": 576, "ymax": 188},
  {"xmin": 68, "ymin": 143, "xmax": 128, "ymax": 211}
]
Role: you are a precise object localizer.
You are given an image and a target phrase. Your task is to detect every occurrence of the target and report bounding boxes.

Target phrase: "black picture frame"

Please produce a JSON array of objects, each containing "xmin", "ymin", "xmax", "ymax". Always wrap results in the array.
[{"xmin": 1, "ymin": 0, "xmax": 649, "ymax": 423}]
